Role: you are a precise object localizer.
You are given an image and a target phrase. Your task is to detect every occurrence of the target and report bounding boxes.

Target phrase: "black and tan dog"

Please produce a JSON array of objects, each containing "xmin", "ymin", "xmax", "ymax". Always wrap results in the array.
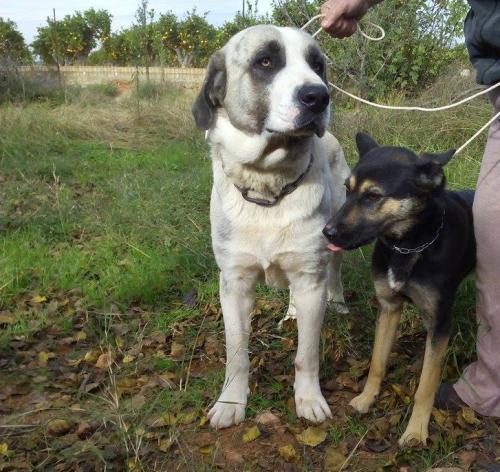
[{"xmin": 323, "ymin": 133, "xmax": 476, "ymax": 447}]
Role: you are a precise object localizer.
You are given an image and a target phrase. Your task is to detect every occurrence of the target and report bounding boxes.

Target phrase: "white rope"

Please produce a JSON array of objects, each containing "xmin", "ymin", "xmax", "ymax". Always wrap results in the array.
[
  {"xmin": 328, "ymin": 80, "xmax": 500, "ymax": 112},
  {"xmin": 304, "ymin": 13, "xmax": 385, "ymax": 40},
  {"xmin": 301, "ymin": 13, "xmax": 500, "ymax": 154},
  {"xmin": 455, "ymin": 110, "xmax": 500, "ymax": 155}
]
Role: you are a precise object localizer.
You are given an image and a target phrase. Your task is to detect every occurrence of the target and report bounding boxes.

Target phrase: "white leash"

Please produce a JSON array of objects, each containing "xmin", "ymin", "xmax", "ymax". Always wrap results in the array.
[
  {"xmin": 301, "ymin": 14, "xmax": 500, "ymax": 155},
  {"xmin": 303, "ymin": 13, "xmax": 385, "ymax": 41}
]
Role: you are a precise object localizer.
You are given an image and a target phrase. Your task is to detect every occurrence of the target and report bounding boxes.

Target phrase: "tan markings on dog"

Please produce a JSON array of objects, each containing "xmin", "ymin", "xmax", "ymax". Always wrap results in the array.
[
  {"xmin": 406, "ymin": 283, "xmax": 440, "ymax": 330},
  {"xmin": 399, "ymin": 333, "xmax": 449, "ymax": 446},
  {"xmin": 349, "ymin": 174, "xmax": 357, "ymax": 190},
  {"xmin": 380, "ymin": 197, "xmax": 416, "ymax": 217},
  {"xmin": 343, "ymin": 205, "xmax": 363, "ymax": 227},
  {"xmin": 349, "ymin": 276, "xmax": 403, "ymax": 413},
  {"xmin": 358, "ymin": 179, "xmax": 382, "ymax": 194}
]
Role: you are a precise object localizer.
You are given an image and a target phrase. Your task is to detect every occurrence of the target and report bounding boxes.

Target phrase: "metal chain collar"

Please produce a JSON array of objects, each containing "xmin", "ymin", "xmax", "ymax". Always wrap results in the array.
[{"xmin": 391, "ymin": 210, "xmax": 446, "ymax": 255}]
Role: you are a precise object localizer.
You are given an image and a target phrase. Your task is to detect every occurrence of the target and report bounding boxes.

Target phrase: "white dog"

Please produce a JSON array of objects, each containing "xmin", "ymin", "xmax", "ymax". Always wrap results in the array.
[{"xmin": 192, "ymin": 25, "xmax": 350, "ymax": 429}]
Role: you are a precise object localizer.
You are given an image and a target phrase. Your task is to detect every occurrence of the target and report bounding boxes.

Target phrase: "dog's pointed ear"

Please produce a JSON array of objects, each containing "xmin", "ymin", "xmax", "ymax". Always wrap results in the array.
[
  {"xmin": 356, "ymin": 133, "xmax": 379, "ymax": 157},
  {"xmin": 414, "ymin": 150, "xmax": 454, "ymax": 190},
  {"xmin": 420, "ymin": 149, "xmax": 456, "ymax": 167},
  {"xmin": 192, "ymin": 51, "xmax": 227, "ymax": 130}
]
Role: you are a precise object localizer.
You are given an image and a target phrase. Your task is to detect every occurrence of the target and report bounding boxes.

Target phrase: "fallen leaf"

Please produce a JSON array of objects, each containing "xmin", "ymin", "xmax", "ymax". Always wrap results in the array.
[
  {"xmin": 0, "ymin": 312, "xmax": 15, "ymax": 325},
  {"xmin": 123, "ymin": 354, "xmax": 135, "ymax": 364},
  {"xmin": 95, "ymin": 352, "xmax": 113, "ymax": 369},
  {"xmin": 324, "ymin": 446, "xmax": 346, "ymax": 471},
  {"xmin": 0, "ymin": 443, "xmax": 10, "ymax": 457},
  {"xmin": 84, "ymin": 350, "xmax": 100, "ymax": 363},
  {"xmin": 256, "ymin": 411, "xmax": 280, "ymax": 426},
  {"xmin": 242, "ymin": 425, "xmax": 261, "ymax": 443},
  {"xmin": 296, "ymin": 426, "xmax": 327, "ymax": 447},
  {"xmin": 199, "ymin": 416, "xmax": 208, "ymax": 427},
  {"xmin": 432, "ymin": 409, "xmax": 449, "ymax": 428},
  {"xmin": 459, "ymin": 450, "xmax": 477, "ymax": 469},
  {"xmin": 159, "ymin": 438, "xmax": 173, "ymax": 452},
  {"xmin": 32, "ymin": 295, "xmax": 47, "ymax": 303},
  {"xmin": 391, "ymin": 384, "xmax": 411, "ymax": 405},
  {"xmin": 170, "ymin": 341, "xmax": 185, "ymax": 359},
  {"xmin": 460, "ymin": 407, "xmax": 480, "ymax": 425},
  {"xmin": 76, "ymin": 421, "xmax": 95, "ymax": 440},
  {"xmin": 178, "ymin": 409, "xmax": 197, "ymax": 425},
  {"xmin": 150, "ymin": 413, "xmax": 176, "ymax": 427},
  {"xmin": 47, "ymin": 419, "xmax": 73, "ymax": 436},
  {"xmin": 75, "ymin": 331, "xmax": 87, "ymax": 342},
  {"xmin": 38, "ymin": 351, "xmax": 55, "ymax": 367},
  {"xmin": 278, "ymin": 444, "xmax": 298, "ymax": 462},
  {"xmin": 199, "ymin": 445, "xmax": 214, "ymax": 455}
]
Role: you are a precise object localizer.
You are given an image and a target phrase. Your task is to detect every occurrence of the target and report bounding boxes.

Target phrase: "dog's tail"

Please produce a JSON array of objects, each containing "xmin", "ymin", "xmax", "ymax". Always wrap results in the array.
[{"xmin": 456, "ymin": 189, "xmax": 475, "ymax": 208}]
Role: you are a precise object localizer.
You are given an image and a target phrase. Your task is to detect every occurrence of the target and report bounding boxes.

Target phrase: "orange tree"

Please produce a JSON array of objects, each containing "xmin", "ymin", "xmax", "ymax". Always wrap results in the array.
[
  {"xmin": 32, "ymin": 9, "xmax": 111, "ymax": 65},
  {"xmin": 0, "ymin": 18, "xmax": 31, "ymax": 63}
]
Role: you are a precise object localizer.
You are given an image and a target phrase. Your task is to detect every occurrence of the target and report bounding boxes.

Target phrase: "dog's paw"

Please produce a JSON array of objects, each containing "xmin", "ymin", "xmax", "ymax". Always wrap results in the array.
[
  {"xmin": 295, "ymin": 391, "xmax": 332, "ymax": 423},
  {"xmin": 208, "ymin": 401, "xmax": 246, "ymax": 429},
  {"xmin": 349, "ymin": 393, "xmax": 375, "ymax": 414},
  {"xmin": 398, "ymin": 426, "xmax": 428, "ymax": 448}
]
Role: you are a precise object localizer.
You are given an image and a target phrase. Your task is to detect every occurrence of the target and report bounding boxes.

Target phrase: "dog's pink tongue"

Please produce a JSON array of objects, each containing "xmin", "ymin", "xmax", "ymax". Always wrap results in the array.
[{"xmin": 327, "ymin": 243, "xmax": 343, "ymax": 252}]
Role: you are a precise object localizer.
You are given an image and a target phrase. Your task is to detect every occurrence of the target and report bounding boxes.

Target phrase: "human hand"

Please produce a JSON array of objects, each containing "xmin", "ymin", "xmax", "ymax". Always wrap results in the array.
[{"xmin": 320, "ymin": 0, "xmax": 373, "ymax": 38}]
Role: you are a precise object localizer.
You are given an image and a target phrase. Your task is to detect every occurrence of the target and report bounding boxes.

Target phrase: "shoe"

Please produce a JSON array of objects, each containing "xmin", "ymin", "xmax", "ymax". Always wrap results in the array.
[{"xmin": 434, "ymin": 382, "xmax": 468, "ymax": 411}]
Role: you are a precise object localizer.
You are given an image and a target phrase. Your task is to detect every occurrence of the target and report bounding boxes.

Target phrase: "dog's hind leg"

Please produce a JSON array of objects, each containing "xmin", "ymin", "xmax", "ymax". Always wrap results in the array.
[
  {"xmin": 399, "ymin": 329, "xmax": 450, "ymax": 447},
  {"xmin": 350, "ymin": 287, "xmax": 403, "ymax": 414},
  {"xmin": 291, "ymin": 276, "xmax": 332, "ymax": 423},
  {"xmin": 277, "ymin": 291, "xmax": 297, "ymax": 330},
  {"xmin": 208, "ymin": 270, "xmax": 257, "ymax": 429},
  {"xmin": 327, "ymin": 251, "xmax": 348, "ymax": 314}
]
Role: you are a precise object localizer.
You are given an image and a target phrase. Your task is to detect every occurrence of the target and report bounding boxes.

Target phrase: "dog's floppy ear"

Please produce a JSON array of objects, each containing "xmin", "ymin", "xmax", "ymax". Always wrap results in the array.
[
  {"xmin": 192, "ymin": 51, "xmax": 226, "ymax": 130},
  {"xmin": 414, "ymin": 150, "xmax": 455, "ymax": 190},
  {"xmin": 356, "ymin": 133, "xmax": 379, "ymax": 157}
]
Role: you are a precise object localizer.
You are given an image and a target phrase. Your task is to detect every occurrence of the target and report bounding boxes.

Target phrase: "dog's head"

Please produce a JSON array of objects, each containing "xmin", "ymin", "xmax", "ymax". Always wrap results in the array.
[
  {"xmin": 323, "ymin": 133, "xmax": 455, "ymax": 251},
  {"xmin": 192, "ymin": 25, "xmax": 330, "ymax": 138}
]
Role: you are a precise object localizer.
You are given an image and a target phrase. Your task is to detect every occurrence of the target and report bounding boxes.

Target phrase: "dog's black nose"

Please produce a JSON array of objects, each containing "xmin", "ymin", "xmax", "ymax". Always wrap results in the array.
[
  {"xmin": 322, "ymin": 224, "xmax": 337, "ymax": 240},
  {"xmin": 298, "ymin": 85, "xmax": 330, "ymax": 113}
]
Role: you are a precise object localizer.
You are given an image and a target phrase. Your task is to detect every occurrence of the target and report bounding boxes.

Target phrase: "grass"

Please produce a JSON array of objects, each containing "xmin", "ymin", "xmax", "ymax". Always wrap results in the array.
[{"xmin": 0, "ymin": 72, "xmax": 497, "ymax": 471}]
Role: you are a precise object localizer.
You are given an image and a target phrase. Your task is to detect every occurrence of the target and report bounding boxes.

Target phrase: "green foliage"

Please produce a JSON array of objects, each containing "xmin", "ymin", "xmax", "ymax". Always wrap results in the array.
[
  {"xmin": 0, "ymin": 17, "xmax": 31, "ymax": 62},
  {"xmin": 275, "ymin": 0, "xmax": 469, "ymax": 96},
  {"xmin": 32, "ymin": 9, "xmax": 111, "ymax": 65},
  {"xmin": 158, "ymin": 9, "xmax": 218, "ymax": 67},
  {"xmin": 216, "ymin": 1, "xmax": 270, "ymax": 48}
]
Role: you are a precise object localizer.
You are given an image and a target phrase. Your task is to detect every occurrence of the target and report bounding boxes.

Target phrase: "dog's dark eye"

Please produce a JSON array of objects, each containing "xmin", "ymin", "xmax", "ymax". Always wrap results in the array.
[
  {"xmin": 363, "ymin": 192, "xmax": 382, "ymax": 203},
  {"xmin": 257, "ymin": 57, "xmax": 273, "ymax": 68}
]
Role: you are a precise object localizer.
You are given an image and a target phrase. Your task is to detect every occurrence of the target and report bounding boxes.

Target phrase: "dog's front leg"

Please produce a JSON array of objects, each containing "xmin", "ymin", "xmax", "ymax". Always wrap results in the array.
[
  {"xmin": 208, "ymin": 271, "xmax": 256, "ymax": 429},
  {"xmin": 350, "ymin": 294, "xmax": 403, "ymax": 414},
  {"xmin": 399, "ymin": 330, "xmax": 450, "ymax": 447},
  {"xmin": 292, "ymin": 279, "xmax": 332, "ymax": 422}
]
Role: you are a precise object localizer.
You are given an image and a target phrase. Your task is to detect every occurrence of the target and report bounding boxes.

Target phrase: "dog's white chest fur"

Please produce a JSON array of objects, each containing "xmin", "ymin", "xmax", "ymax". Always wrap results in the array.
[{"xmin": 387, "ymin": 267, "xmax": 404, "ymax": 292}]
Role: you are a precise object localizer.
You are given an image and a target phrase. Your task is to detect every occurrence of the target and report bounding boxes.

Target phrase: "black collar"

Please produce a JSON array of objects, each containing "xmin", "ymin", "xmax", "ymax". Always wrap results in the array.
[
  {"xmin": 234, "ymin": 155, "xmax": 315, "ymax": 207},
  {"xmin": 386, "ymin": 209, "xmax": 446, "ymax": 255}
]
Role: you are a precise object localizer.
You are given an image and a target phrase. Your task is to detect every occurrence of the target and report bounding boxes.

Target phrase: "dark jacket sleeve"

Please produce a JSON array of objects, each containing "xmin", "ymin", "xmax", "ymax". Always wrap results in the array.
[{"xmin": 465, "ymin": 0, "xmax": 500, "ymax": 85}]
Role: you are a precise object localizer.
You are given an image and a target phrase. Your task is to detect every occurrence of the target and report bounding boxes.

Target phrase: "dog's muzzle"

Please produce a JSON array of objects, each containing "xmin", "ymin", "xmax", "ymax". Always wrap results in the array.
[{"xmin": 297, "ymin": 85, "xmax": 330, "ymax": 114}]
